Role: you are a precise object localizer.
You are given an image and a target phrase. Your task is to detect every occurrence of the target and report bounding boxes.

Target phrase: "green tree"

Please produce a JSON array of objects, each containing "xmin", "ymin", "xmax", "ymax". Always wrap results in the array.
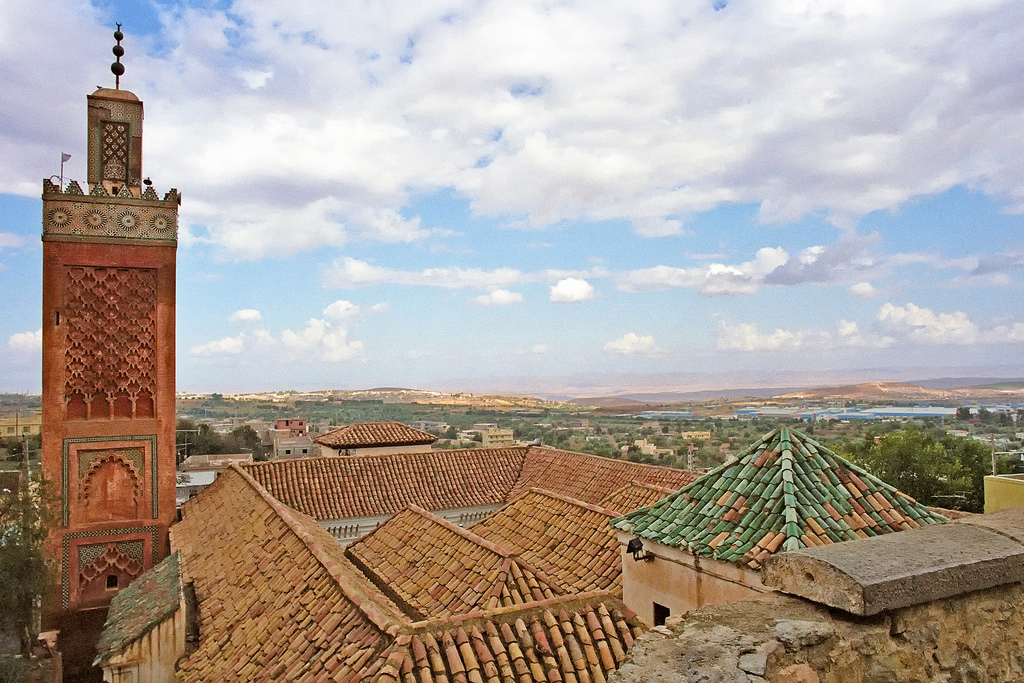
[
  {"xmin": 224, "ymin": 425, "xmax": 266, "ymax": 461},
  {"xmin": 844, "ymin": 428, "xmax": 995, "ymax": 513},
  {"xmin": 0, "ymin": 465, "xmax": 56, "ymax": 656},
  {"xmin": 847, "ymin": 428, "xmax": 949, "ymax": 505}
]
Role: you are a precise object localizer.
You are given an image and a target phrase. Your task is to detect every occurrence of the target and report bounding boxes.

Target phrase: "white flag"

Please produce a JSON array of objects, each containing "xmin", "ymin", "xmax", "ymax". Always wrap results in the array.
[{"xmin": 61, "ymin": 153, "xmax": 71, "ymax": 163}]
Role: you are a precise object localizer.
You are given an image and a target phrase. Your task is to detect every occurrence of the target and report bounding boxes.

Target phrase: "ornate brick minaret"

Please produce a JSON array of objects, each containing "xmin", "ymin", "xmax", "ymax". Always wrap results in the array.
[{"xmin": 41, "ymin": 26, "xmax": 179, "ymax": 611}]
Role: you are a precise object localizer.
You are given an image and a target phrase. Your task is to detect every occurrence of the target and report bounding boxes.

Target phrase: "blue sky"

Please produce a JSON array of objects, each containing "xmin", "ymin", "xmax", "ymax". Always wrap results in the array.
[{"xmin": 2, "ymin": 0, "xmax": 1024, "ymax": 397}]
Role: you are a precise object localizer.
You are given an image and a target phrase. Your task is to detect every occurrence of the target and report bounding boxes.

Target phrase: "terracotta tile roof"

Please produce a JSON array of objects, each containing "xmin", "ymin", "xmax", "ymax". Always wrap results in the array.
[
  {"xmin": 472, "ymin": 488, "xmax": 623, "ymax": 593},
  {"xmin": 94, "ymin": 551, "xmax": 182, "ymax": 666},
  {"xmin": 511, "ymin": 446, "xmax": 699, "ymax": 505},
  {"xmin": 171, "ymin": 466, "xmax": 408, "ymax": 682},
  {"xmin": 347, "ymin": 505, "xmax": 563, "ymax": 620},
  {"xmin": 613, "ymin": 426, "xmax": 949, "ymax": 570},
  {"xmin": 315, "ymin": 420, "xmax": 437, "ymax": 448},
  {"xmin": 243, "ymin": 447, "xmax": 529, "ymax": 519},
  {"xmin": 171, "ymin": 465, "xmax": 648, "ymax": 681},
  {"xmin": 375, "ymin": 593, "xmax": 643, "ymax": 683},
  {"xmin": 599, "ymin": 480, "xmax": 679, "ymax": 514}
]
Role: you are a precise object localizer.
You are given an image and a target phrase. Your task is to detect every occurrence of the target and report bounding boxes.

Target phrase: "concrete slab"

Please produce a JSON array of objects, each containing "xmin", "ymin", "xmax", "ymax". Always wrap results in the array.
[
  {"xmin": 958, "ymin": 505, "xmax": 1024, "ymax": 544},
  {"xmin": 762, "ymin": 513, "xmax": 1024, "ymax": 616}
]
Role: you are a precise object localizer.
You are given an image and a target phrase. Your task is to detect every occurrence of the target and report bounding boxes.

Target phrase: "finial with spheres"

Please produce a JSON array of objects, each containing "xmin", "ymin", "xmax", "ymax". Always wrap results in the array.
[{"xmin": 111, "ymin": 24, "xmax": 125, "ymax": 89}]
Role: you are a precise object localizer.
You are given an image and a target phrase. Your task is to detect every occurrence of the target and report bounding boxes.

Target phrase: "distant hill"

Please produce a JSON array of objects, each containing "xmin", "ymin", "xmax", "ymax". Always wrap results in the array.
[
  {"xmin": 776, "ymin": 381, "xmax": 1024, "ymax": 401},
  {"xmin": 568, "ymin": 397, "xmax": 651, "ymax": 408},
  {"xmin": 615, "ymin": 387, "xmax": 800, "ymax": 402}
]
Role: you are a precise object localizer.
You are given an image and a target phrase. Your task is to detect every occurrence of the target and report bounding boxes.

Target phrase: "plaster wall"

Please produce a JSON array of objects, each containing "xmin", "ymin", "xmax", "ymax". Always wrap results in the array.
[
  {"xmin": 984, "ymin": 474, "xmax": 1024, "ymax": 513},
  {"xmin": 617, "ymin": 532, "xmax": 768, "ymax": 625},
  {"xmin": 101, "ymin": 599, "xmax": 185, "ymax": 683},
  {"xmin": 321, "ymin": 503, "xmax": 503, "ymax": 544}
]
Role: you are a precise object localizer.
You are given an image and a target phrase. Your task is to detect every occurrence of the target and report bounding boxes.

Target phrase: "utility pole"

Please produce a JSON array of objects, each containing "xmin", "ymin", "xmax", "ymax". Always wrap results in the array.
[{"xmin": 992, "ymin": 433, "xmax": 997, "ymax": 476}]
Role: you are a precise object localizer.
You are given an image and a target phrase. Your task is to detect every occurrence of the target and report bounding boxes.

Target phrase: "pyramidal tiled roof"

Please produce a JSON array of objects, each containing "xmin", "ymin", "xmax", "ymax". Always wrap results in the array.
[
  {"xmin": 315, "ymin": 421, "xmax": 437, "ymax": 448},
  {"xmin": 346, "ymin": 504, "xmax": 563, "ymax": 620},
  {"xmin": 612, "ymin": 426, "xmax": 948, "ymax": 570},
  {"xmin": 471, "ymin": 488, "xmax": 623, "ymax": 593}
]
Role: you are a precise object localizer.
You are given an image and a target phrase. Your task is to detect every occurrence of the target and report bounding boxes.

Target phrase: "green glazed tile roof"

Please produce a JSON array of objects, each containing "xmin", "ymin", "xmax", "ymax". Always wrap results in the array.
[
  {"xmin": 611, "ymin": 426, "xmax": 948, "ymax": 570},
  {"xmin": 94, "ymin": 551, "xmax": 183, "ymax": 665}
]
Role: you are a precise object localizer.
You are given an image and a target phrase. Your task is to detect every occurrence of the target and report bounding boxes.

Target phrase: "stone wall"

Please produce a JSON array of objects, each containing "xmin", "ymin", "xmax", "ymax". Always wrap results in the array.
[
  {"xmin": 611, "ymin": 583, "xmax": 1024, "ymax": 683},
  {"xmin": 611, "ymin": 506, "xmax": 1024, "ymax": 683}
]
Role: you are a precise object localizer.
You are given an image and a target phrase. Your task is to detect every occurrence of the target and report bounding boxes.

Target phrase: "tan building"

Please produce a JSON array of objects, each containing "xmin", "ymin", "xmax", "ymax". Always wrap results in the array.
[
  {"xmin": 612, "ymin": 426, "xmax": 949, "ymax": 626},
  {"xmin": 315, "ymin": 420, "xmax": 437, "ymax": 456},
  {"xmin": 0, "ymin": 413, "xmax": 42, "ymax": 437},
  {"xmin": 481, "ymin": 427, "xmax": 515, "ymax": 447}
]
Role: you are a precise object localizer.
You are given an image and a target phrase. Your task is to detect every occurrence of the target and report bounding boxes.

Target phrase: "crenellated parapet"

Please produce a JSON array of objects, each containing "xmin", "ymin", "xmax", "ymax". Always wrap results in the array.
[{"xmin": 42, "ymin": 179, "xmax": 179, "ymax": 243}]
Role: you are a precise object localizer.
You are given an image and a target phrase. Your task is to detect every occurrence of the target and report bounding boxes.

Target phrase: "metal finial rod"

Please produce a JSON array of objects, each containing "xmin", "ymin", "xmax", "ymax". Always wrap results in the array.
[{"xmin": 111, "ymin": 23, "xmax": 125, "ymax": 89}]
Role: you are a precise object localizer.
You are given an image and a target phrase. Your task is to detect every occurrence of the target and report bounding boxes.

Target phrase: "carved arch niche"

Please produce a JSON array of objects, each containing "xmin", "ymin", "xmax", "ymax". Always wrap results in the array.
[
  {"xmin": 78, "ymin": 542, "xmax": 143, "ymax": 608},
  {"xmin": 78, "ymin": 449, "xmax": 143, "ymax": 523}
]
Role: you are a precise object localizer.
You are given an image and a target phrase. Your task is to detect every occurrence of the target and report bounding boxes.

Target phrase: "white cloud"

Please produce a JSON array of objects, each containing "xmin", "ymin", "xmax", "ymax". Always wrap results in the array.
[
  {"xmin": 0, "ymin": 233, "xmax": 23, "ymax": 250},
  {"xmin": 7, "ymin": 329, "xmax": 41, "ymax": 352},
  {"xmin": 276, "ymin": 299, "xmax": 385, "ymax": 362},
  {"xmin": 617, "ymin": 247, "xmax": 788, "ymax": 296},
  {"xmin": 849, "ymin": 282, "xmax": 880, "ymax": 298},
  {"xmin": 550, "ymin": 278, "xmax": 595, "ymax": 303},
  {"xmin": 473, "ymin": 289, "xmax": 523, "ymax": 306},
  {"xmin": 191, "ymin": 335, "xmax": 245, "ymax": 356},
  {"xmin": 527, "ymin": 343, "xmax": 550, "ymax": 354},
  {"xmin": 604, "ymin": 332, "xmax": 656, "ymax": 355},
  {"xmin": 229, "ymin": 309, "xmax": 262, "ymax": 323},
  {"xmin": 716, "ymin": 320, "xmax": 893, "ymax": 352},
  {"xmin": 281, "ymin": 318, "xmax": 363, "ymax": 363},
  {"xmin": 877, "ymin": 302, "xmax": 980, "ymax": 345},
  {"xmin": 323, "ymin": 257, "xmax": 600, "ymax": 291},
  {"xmin": 7, "ymin": 1, "xmax": 1023, "ymax": 257},
  {"xmin": 323, "ymin": 300, "xmax": 361, "ymax": 321},
  {"xmin": 718, "ymin": 302, "xmax": 1024, "ymax": 353}
]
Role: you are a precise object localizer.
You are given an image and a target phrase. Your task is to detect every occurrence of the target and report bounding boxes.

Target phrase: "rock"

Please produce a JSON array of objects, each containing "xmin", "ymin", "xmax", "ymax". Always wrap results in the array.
[
  {"xmin": 773, "ymin": 620, "xmax": 836, "ymax": 652},
  {"xmin": 777, "ymin": 663, "xmax": 819, "ymax": 683},
  {"xmin": 737, "ymin": 652, "xmax": 767, "ymax": 676}
]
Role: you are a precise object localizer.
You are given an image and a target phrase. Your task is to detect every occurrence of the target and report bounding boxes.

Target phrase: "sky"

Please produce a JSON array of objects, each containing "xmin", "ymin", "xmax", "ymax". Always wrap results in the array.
[{"xmin": 2, "ymin": 0, "xmax": 1024, "ymax": 397}]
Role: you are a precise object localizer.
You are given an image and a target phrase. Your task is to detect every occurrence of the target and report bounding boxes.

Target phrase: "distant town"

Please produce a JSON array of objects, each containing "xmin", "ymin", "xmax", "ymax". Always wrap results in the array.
[{"xmin": 6, "ymin": 378, "xmax": 1024, "ymax": 479}]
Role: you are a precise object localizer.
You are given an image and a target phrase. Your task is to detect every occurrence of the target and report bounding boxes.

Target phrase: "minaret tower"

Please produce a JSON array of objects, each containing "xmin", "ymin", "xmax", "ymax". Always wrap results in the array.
[{"xmin": 41, "ymin": 27, "xmax": 179, "ymax": 612}]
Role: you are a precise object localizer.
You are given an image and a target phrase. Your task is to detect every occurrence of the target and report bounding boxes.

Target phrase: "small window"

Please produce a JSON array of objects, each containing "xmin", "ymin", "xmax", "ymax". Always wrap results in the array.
[
  {"xmin": 106, "ymin": 575, "xmax": 119, "ymax": 590},
  {"xmin": 302, "ymin": 449, "xmax": 308, "ymax": 454},
  {"xmin": 653, "ymin": 602, "xmax": 670, "ymax": 626},
  {"xmin": 284, "ymin": 449, "xmax": 291, "ymax": 455}
]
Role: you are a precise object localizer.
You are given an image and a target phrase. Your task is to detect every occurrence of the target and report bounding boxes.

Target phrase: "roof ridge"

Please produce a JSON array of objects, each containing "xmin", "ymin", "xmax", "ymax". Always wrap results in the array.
[
  {"xmin": 526, "ymin": 444, "xmax": 700, "ymax": 474},
  {"xmin": 401, "ymin": 503, "xmax": 567, "ymax": 595},
  {"xmin": 405, "ymin": 503, "xmax": 515, "ymax": 557},
  {"xmin": 228, "ymin": 463, "xmax": 407, "ymax": 635},
  {"xmin": 244, "ymin": 444, "xmax": 531, "ymax": 468},
  {"xmin": 629, "ymin": 479, "xmax": 678, "ymax": 494},
  {"xmin": 523, "ymin": 487, "xmax": 620, "ymax": 518},
  {"xmin": 402, "ymin": 590, "xmax": 629, "ymax": 631}
]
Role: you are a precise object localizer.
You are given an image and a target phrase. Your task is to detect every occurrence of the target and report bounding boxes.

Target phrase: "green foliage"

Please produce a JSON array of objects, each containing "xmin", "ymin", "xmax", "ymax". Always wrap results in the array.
[
  {"xmin": 0, "ymin": 465, "xmax": 57, "ymax": 656},
  {"xmin": 176, "ymin": 419, "xmax": 266, "ymax": 461},
  {"xmin": 842, "ymin": 427, "xmax": 995, "ymax": 513}
]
